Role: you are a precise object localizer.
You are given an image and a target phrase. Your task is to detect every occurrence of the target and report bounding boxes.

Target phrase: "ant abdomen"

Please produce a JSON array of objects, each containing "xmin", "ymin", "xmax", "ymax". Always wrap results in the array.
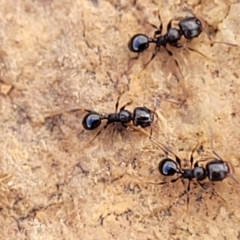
[
  {"xmin": 159, "ymin": 159, "xmax": 179, "ymax": 176},
  {"xmin": 128, "ymin": 34, "xmax": 150, "ymax": 53},
  {"xmin": 82, "ymin": 113, "xmax": 102, "ymax": 130}
]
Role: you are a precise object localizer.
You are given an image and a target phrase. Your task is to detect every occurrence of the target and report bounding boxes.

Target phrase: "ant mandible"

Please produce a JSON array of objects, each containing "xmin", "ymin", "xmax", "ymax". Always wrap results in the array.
[{"xmin": 80, "ymin": 94, "xmax": 156, "ymax": 147}]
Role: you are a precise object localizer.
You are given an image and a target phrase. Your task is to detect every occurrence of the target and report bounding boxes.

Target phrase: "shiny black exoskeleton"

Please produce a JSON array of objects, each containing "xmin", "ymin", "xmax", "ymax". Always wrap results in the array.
[
  {"xmin": 128, "ymin": 13, "xmax": 202, "ymax": 70},
  {"xmin": 81, "ymin": 106, "xmax": 154, "ymax": 146},
  {"xmin": 159, "ymin": 158, "xmax": 206, "ymax": 181},
  {"xmin": 159, "ymin": 148, "xmax": 238, "ymax": 183},
  {"xmin": 79, "ymin": 96, "xmax": 156, "ymax": 147},
  {"xmin": 129, "ymin": 16, "xmax": 202, "ymax": 53},
  {"xmin": 179, "ymin": 17, "xmax": 202, "ymax": 39},
  {"xmin": 82, "ymin": 106, "xmax": 154, "ymax": 131},
  {"xmin": 157, "ymin": 144, "xmax": 239, "ymax": 206}
]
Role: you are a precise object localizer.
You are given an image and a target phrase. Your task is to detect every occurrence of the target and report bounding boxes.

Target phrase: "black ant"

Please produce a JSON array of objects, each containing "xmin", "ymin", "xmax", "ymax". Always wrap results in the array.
[
  {"xmin": 133, "ymin": 127, "xmax": 239, "ymax": 208},
  {"xmin": 158, "ymin": 142, "xmax": 239, "ymax": 208},
  {"xmin": 128, "ymin": 5, "xmax": 236, "ymax": 73},
  {"xmin": 79, "ymin": 95, "xmax": 156, "ymax": 147},
  {"xmin": 158, "ymin": 143, "xmax": 239, "ymax": 209},
  {"xmin": 159, "ymin": 144, "xmax": 239, "ymax": 185}
]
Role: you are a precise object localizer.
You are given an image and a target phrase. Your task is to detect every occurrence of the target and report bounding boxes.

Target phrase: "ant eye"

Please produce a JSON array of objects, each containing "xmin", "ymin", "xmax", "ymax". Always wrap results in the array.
[
  {"xmin": 82, "ymin": 113, "xmax": 101, "ymax": 130},
  {"xmin": 196, "ymin": 19, "xmax": 201, "ymax": 26},
  {"xmin": 194, "ymin": 167, "xmax": 206, "ymax": 181},
  {"xmin": 158, "ymin": 159, "xmax": 178, "ymax": 176},
  {"xmin": 128, "ymin": 34, "xmax": 149, "ymax": 52}
]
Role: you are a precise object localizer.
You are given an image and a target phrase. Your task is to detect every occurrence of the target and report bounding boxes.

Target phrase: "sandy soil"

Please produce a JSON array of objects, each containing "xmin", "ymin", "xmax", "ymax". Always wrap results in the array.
[{"xmin": 0, "ymin": 0, "xmax": 240, "ymax": 239}]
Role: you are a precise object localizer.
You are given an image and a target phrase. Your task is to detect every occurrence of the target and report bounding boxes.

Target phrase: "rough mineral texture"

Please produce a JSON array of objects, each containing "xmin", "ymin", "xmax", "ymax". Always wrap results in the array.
[{"xmin": 0, "ymin": 0, "xmax": 240, "ymax": 239}]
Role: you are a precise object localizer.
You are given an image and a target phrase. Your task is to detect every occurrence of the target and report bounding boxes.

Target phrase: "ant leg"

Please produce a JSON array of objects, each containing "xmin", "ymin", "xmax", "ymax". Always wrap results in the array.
[
  {"xmin": 197, "ymin": 180, "xmax": 208, "ymax": 190},
  {"xmin": 139, "ymin": 46, "xmax": 160, "ymax": 74},
  {"xmin": 167, "ymin": 17, "xmax": 182, "ymax": 32},
  {"xmin": 189, "ymin": 142, "xmax": 200, "ymax": 169},
  {"xmin": 144, "ymin": 180, "xmax": 167, "ymax": 185},
  {"xmin": 155, "ymin": 10, "xmax": 163, "ymax": 38},
  {"xmin": 115, "ymin": 92, "xmax": 133, "ymax": 112},
  {"xmin": 184, "ymin": 143, "xmax": 202, "ymax": 210},
  {"xmin": 161, "ymin": 144, "xmax": 182, "ymax": 169},
  {"xmin": 173, "ymin": 175, "xmax": 191, "ymax": 211},
  {"xmin": 171, "ymin": 42, "xmax": 184, "ymax": 48},
  {"xmin": 212, "ymin": 151, "xmax": 224, "ymax": 162},
  {"xmin": 145, "ymin": 21, "xmax": 161, "ymax": 38},
  {"xmin": 115, "ymin": 94, "xmax": 122, "ymax": 113},
  {"xmin": 208, "ymin": 126, "xmax": 224, "ymax": 162},
  {"xmin": 43, "ymin": 108, "xmax": 94, "ymax": 120},
  {"xmin": 145, "ymin": 10, "xmax": 163, "ymax": 38},
  {"xmin": 80, "ymin": 122, "xmax": 109, "ymax": 150},
  {"xmin": 197, "ymin": 180, "xmax": 227, "ymax": 204},
  {"xmin": 184, "ymin": 45, "xmax": 212, "ymax": 60},
  {"xmin": 170, "ymin": 175, "xmax": 181, "ymax": 183},
  {"xmin": 120, "ymin": 100, "xmax": 133, "ymax": 111},
  {"xmin": 159, "ymin": 97, "xmax": 186, "ymax": 108},
  {"xmin": 164, "ymin": 46, "xmax": 184, "ymax": 81},
  {"xmin": 127, "ymin": 124, "xmax": 169, "ymax": 155}
]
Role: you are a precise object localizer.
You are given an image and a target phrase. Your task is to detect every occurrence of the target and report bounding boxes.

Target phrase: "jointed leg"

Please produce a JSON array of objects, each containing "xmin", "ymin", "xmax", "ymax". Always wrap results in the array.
[
  {"xmin": 120, "ymin": 100, "xmax": 133, "ymax": 111},
  {"xmin": 80, "ymin": 122, "xmax": 109, "ymax": 151},
  {"xmin": 145, "ymin": 10, "xmax": 163, "ymax": 38},
  {"xmin": 189, "ymin": 142, "xmax": 200, "ymax": 169},
  {"xmin": 128, "ymin": 124, "xmax": 169, "ymax": 155},
  {"xmin": 115, "ymin": 95, "xmax": 122, "ymax": 113},
  {"xmin": 164, "ymin": 46, "xmax": 184, "ymax": 82},
  {"xmin": 185, "ymin": 46, "xmax": 211, "ymax": 60},
  {"xmin": 139, "ymin": 46, "xmax": 160, "ymax": 74}
]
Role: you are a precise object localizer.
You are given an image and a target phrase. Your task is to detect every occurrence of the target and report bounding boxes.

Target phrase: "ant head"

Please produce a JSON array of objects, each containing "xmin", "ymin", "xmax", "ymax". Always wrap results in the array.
[
  {"xmin": 128, "ymin": 34, "xmax": 150, "ymax": 53},
  {"xmin": 158, "ymin": 158, "xmax": 179, "ymax": 176},
  {"xmin": 178, "ymin": 16, "xmax": 202, "ymax": 39},
  {"xmin": 82, "ymin": 113, "xmax": 102, "ymax": 130},
  {"xmin": 206, "ymin": 160, "xmax": 229, "ymax": 182},
  {"xmin": 133, "ymin": 107, "xmax": 154, "ymax": 128},
  {"xmin": 193, "ymin": 165, "xmax": 206, "ymax": 181}
]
